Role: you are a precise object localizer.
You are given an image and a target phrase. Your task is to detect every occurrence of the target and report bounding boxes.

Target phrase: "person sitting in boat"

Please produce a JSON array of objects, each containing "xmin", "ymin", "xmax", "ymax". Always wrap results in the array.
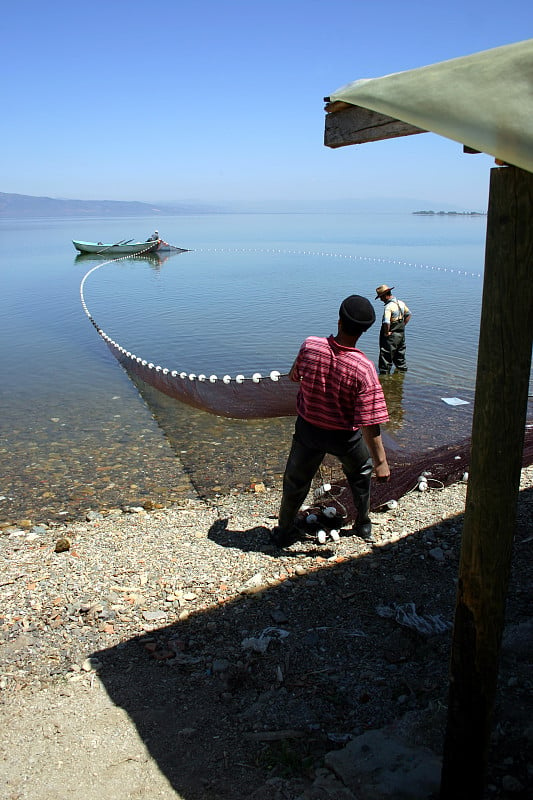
[{"xmin": 146, "ymin": 230, "xmax": 160, "ymax": 242}]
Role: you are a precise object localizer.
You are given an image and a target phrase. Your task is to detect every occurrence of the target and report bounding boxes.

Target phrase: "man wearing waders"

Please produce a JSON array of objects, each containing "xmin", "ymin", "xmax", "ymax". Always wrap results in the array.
[{"xmin": 376, "ymin": 284, "xmax": 411, "ymax": 374}]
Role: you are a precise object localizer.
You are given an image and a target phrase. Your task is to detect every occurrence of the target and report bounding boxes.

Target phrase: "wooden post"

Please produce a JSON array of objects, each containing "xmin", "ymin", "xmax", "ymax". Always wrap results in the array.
[{"xmin": 440, "ymin": 166, "xmax": 533, "ymax": 798}]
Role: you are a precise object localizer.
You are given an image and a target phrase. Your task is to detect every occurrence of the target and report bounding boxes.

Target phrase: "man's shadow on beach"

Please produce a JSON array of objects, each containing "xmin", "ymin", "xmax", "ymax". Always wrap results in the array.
[{"xmin": 207, "ymin": 517, "xmax": 338, "ymax": 559}]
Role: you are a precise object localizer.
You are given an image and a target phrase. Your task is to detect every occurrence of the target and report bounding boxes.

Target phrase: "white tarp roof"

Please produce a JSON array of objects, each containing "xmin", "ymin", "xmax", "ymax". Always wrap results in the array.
[{"xmin": 329, "ymin": 39, "xmax": 533, "ymax": 173}]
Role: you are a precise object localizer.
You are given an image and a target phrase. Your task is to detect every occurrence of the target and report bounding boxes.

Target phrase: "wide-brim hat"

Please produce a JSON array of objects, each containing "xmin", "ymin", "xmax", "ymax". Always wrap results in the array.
[{"xmin": 375, "ymin": 284, "xmax": 394, "ymax": 299}]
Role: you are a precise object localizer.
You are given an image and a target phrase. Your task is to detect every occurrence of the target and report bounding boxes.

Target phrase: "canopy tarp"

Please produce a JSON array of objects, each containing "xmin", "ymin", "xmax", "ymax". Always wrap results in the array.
[
  {"xmin": 327, "ymin": 41, "xmax": 533, "ymax": 800},
  {"xmin": 327, "ymin": 39, "xmax": 533, "ymax": 173}
]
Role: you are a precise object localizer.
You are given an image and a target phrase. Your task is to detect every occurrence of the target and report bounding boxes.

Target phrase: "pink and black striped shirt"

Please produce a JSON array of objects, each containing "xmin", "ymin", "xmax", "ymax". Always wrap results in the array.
[{"xmin": 292, "ymin": 335, "xmax": 389, "ymax": 431}]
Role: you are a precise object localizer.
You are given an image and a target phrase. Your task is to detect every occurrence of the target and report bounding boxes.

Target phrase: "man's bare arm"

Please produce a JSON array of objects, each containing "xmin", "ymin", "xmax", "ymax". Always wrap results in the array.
[{"xmin": 362, "ymin": 424, "xmax": 390, "ymax": 482}]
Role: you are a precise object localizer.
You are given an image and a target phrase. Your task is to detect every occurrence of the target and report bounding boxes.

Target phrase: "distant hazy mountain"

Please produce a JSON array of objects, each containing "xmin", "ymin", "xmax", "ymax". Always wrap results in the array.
[
  {"xmin": 0, "ymin": 191, "xmax": 485, "ymax": 218},
  {"xmin": 0, "ymin": 192, "xmax": 216, "ymax": 218}
]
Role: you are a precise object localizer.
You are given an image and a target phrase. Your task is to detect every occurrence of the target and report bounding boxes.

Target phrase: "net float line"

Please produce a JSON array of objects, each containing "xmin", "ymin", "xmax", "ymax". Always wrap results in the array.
[
  {"xmin": 79, "ymin": 254, "xmax": 298, "ymax": 419},
  {"xmin": 79, "ymin": 246, "xmax": 481, "ymax": 420}
]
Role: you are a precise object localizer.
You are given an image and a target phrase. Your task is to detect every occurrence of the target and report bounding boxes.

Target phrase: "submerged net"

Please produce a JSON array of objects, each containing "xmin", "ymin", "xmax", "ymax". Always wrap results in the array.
[
  {"xmin": 110, "ymin": 340, "xmax": 299, "ymax": 418},
  {"xmin": 80, "ymin": 257, "xmax": 300, "ymax": 420}
]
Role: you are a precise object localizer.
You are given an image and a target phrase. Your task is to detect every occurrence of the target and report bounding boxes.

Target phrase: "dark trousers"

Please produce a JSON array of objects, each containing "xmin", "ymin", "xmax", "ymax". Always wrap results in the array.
[
  {"xmin": 378, "ymin": 325, "xmax": 407, "ymax": 374},
  {"xmin": 278, "ymin": 416, "xmax": 373, "ymax": 532}
]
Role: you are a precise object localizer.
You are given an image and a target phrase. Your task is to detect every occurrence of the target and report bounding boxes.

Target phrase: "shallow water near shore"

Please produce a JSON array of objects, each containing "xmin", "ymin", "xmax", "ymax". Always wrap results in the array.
[{"xmin": 1, "ymin": 212, "xmax": 531, "ymax": 523}]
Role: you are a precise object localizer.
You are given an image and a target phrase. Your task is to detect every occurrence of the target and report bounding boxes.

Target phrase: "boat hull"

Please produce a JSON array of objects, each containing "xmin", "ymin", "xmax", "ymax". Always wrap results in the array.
[{"xmin": 72, "ymin": 240, "xmax": 160, "ymax": 255}]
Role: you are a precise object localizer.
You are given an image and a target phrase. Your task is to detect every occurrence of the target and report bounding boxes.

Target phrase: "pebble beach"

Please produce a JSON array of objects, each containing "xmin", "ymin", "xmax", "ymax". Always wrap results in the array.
[{"xmin": 1, "ymin": 464, "xmax": 532, "ymax": 798}]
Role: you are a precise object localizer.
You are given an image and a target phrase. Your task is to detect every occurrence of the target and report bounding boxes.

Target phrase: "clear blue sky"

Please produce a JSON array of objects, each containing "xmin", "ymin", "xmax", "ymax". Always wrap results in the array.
[{"xmin": 2, "ymin": 0, "xmax": 530, "ymax": 211}]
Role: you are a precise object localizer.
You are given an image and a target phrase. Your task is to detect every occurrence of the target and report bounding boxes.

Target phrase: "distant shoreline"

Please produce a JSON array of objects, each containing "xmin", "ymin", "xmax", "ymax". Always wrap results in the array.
[
  {"xmin": 1, "ymin": 192, "xmax": 488, "ymax": 219},
  {"xmin": 413, "ymin": 210, "xmax": 486, "ymax": 216}
]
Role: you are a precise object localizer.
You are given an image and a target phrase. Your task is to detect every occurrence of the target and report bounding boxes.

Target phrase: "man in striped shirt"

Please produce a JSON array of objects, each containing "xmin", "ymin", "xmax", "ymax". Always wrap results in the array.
[{"xmin": 272, "ymin": 295, "xmax": 390, "ymax": 548}]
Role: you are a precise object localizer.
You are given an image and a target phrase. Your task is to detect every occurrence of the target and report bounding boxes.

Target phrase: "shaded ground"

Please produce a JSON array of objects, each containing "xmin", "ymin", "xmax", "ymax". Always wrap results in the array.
[{"xmin": 1, "ymin": 468, "xmax": 532, "ymax": 799}]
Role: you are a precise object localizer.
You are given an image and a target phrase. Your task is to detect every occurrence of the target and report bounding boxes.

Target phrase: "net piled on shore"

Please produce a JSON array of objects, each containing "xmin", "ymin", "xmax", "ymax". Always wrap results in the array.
[{"xmin": 316, "ymin": 428, "xmax": 533, "ymax": 521}]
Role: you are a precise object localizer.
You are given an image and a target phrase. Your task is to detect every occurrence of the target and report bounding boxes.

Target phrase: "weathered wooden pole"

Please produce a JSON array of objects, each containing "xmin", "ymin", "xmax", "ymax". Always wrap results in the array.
[{"xmin": 440, "ymin": 165, "xmax": 533, "ymax": 798}]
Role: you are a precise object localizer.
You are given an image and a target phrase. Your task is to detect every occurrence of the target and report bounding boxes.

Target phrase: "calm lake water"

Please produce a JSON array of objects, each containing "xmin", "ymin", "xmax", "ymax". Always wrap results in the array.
[{"xmin": 1, "ymin": 212, "xmax": 530, "ymax": 524}]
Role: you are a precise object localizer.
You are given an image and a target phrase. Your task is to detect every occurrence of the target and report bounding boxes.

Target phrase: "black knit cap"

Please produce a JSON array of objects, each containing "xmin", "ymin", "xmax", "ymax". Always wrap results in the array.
[{"xmin": 339, "ymin": 294, "xmax": 376, "ymax": 333}]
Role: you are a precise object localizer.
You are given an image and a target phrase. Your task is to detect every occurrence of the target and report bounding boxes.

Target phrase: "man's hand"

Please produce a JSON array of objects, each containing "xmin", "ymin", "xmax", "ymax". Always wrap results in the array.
[{"xmin": 374, "ymin": 462, "xmax": 391, "ymax": 482}]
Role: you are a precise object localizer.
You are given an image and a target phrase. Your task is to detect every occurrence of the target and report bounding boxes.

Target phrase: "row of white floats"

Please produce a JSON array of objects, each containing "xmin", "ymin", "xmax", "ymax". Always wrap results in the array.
[
  {"xmin": 197, "ymin": 248, "xmax": 481, "ymax": 278},
  {"xmin": 99, "ymin": 331, "xmax": 281, "ymax": 383}
]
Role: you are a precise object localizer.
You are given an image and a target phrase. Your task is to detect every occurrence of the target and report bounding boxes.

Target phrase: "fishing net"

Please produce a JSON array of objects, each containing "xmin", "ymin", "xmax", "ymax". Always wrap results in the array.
[
  {"xmin": 108, "ymin": 328, "xmax": 532, "ymax": 519},
  {"xmin": 313, "ymin": 428, "xmax": 533, "ymax": 521},
  {"xmin": 81, "ymin": 257, "xmax": 533, "ymax": 517},
  {"xmin": 110, "ymin": 339, "xmax": 299, "ymax": 418}
]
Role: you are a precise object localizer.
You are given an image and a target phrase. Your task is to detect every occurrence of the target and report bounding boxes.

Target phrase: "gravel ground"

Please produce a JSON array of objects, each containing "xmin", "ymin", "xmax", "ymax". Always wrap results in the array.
[{"xmin": 1, "ymin": 466, "xmax": 532, "ymax": 799}]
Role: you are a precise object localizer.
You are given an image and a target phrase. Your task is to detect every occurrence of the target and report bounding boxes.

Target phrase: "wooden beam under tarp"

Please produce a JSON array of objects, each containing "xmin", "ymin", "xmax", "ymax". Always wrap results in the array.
[
  {"xmin": 440, "ymin": 165, "xmax": 533, "ymax": 799},
  {"xmin": 324, "ymin": 100, "xmax": 426, "ymax": 148},
  {"xmin": 323, "ymin": 90, "xmax": 533, "ymax": 795}
]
